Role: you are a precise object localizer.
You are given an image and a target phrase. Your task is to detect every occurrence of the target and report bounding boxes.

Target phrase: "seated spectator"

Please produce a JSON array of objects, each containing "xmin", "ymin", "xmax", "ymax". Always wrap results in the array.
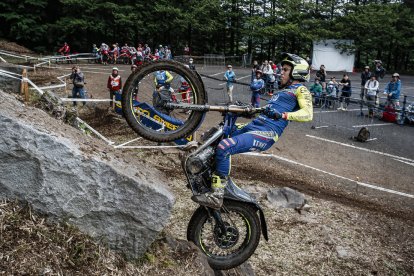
[
  {"xmin": 310, "ymin": 78, "xmax": 323, "ymax": 106},
  {"xmin": 325, "ymin": 77, "xmax": 339, "ymax": 108}
]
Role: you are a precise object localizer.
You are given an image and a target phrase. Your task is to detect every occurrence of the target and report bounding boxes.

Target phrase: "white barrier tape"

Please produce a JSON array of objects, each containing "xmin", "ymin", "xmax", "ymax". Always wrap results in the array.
[
  {"xmin": 305, "ymin": 134, "xmax": 414, "ymax": 163},
  {"xmin": 116, "ymin": 145, "xmax": 185, "ymax": 149},
  {"xmin": 0, "ymin": 56, "xmax": 6, "ymax": 63},
  {"xmin": 61, "ymin": 98, "xmax": 112, "ymax": 102},
  {"xmin": 76, "ymin": 117, "xmax": 114, "ymax": 145},
  {"xmin": 244, "ymin": 152, "xmax": 414, "ymax": 199},
  {"xmin": 114, "ymin": 137, "xmax": 142, "ymax": 148},
  {"xmin": 25, "ymin": 78, "xmax": 44, "ymax": 95},
  {"xmin": 0, "ymin": 69, "xmax": 22, "ymax": 76},
  {"xmin": 0, "ymin": 50, "xmax": 37, "ymax": 60},
  {"xmin": 34, "ymin": 60, "xmax": 50, "ymax": 68},
  {"xmin": 0, "ymin": 71, "xmax": 22, "ymax": 81},
  {"xmin": 29, "ymin": 84, "xmax": 65, "ymax": 90}
]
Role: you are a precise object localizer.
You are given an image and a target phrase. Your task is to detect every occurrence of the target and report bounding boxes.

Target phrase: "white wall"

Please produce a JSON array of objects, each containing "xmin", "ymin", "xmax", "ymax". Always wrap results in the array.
[{"xmin": 312, "ymin": 40, "xmax": 355, "ymax": 72}]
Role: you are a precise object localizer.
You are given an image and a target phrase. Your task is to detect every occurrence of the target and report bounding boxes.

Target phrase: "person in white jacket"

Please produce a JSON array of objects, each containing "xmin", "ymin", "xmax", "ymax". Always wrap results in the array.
[{"xmin": 364, "ymin": 75, "xmax": 379, "ymax": 117}]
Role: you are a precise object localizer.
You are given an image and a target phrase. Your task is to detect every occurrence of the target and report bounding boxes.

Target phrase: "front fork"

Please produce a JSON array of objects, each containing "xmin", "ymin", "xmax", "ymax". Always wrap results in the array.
[{"xmin": 208, "ymin": 208, "xmax": 227, "ymax": 235}]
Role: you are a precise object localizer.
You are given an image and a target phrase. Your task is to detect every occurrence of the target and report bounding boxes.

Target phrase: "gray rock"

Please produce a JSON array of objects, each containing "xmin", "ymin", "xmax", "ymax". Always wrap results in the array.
[
  {"xmin": 266, "ymin": 187, "xmax": 307, "ymax": 209},
  {"xmin": 0, "ymin": 64, "xmax": 23, "ymax": 93},
  {"xmin": 336, "ymin": 246, "xmax": 353, "ymax": 259},
  {"xmin": 0, "ymin": 91, "xmax": 174, "ymax": 259},
  {"xmin": 214, "ymin": 262, "xmax": 255, "ymax": 276}
]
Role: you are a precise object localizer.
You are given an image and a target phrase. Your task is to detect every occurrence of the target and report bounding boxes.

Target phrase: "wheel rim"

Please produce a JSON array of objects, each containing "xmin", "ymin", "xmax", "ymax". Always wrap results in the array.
[
  {"xmin": 125, "ymin": 65, "xmax": 199, "ymax": 139},
  {"xmin": 199, "ymin": 209, "xmax": 251, "ymax": 258}
]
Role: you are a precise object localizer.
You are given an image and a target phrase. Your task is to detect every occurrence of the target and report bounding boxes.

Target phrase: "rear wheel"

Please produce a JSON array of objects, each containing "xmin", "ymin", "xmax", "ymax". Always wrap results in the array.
[
  {"xmin": 187, "ymin": 201, "xmax": 261, "ymax": 270},
  {"xmin": 122, "ymin": 60, "xmax": 207, "ymax": 142}
]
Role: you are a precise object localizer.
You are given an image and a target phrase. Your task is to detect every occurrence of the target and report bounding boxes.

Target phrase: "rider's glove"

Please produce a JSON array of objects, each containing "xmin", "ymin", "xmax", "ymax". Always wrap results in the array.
[{"xmin": 263, "ymin": 106, "xmax": 283, "ymax": 120}]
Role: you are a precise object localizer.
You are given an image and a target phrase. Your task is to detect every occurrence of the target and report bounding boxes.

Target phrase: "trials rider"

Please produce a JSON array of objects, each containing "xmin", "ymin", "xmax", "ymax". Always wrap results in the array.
[{"xmin": 192, "ymin": 53, "xmax": 314, "ymax": 209}]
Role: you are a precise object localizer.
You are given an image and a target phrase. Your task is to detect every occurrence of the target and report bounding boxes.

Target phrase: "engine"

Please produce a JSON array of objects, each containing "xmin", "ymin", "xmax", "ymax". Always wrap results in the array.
[{"xmin": 185, "ymin": 146, "xmax": 215, "ymax": 175}]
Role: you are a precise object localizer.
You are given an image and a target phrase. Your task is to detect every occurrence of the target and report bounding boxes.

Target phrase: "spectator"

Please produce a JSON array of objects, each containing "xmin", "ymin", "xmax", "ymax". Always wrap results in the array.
[
  {"xmin": 144, "ymin": 44, "xmax": 151, "ymax": 57},
  {"xmin": 338, "ymin": 74, "xmax": 352, "ymax": 111},
  {"xmin": 188, "ymin": 58, "xmax": 196, "ymax": 71},
  {"xmin": 265, "ymin": 66, "xmax": 276, "ymax": 96},
  {"xmin": 327, "ymin": 77, "xmax": 339, "ymax": 97},
  {"xmin": 70, "ymin": 66, "xmax": 86, "ymax": 106},
  {"xmin": 309, "ymin": 78, "xmax": 323, "ymax": 106},
  {"xmin": 269, "ymin": 61, "xmax": 277, "ymax": 71},
  {"xmin": 374, "ymin": 60, "xmax": 386, "ymax": 79},
  {"xmin": 306, "ymin": 56, "xmax": 312, "ymax": 68},
  {"xmin": 107, "ymin": 67, "xmax": 122, "ymax": 108},
  {"xmin": 251, "ymin": 60, "xmax": 260, "ymax": 81},
  {"xmin": 131, "ymin": 64, "xmax": 138, "ymax": 73},
  {"xmin": 364, "ymin": 75, "xmax": 379, "ymax": 117},
  {"xmin": 250, "ymin": 69, "xmax": 265, "ymax": 108},
  {"xmin": 184, "ymin": 44, "xmax": 190, "ymax": 55},
  {"xmin": 383, "ymin": 73, "xmax": 401, "ymax": 108},
  {"xmin": 224, "ymin": 65, "xmax": 236, "ymax": 103},
  {"xmin": 92, "ymin": 44, "xmax": 100, "ymax": 61},
  {"xmin": 316, "ymin": 65, "xmax": 327, "ymax": 91},
  {"xmin": 360, "ymin": 65, "xmax": 371, "ymax": 99},
  {"xmin": 326, "ymin": 77, "xmax": 339, "ymax": 108},
  {"xmin": 58, "ymin": 42, "xmax": 70, "ymax": 55}
]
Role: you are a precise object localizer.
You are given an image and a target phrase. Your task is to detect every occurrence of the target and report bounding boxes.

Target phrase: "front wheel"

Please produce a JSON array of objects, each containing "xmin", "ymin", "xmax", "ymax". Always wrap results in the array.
[
  {"xmin": 187, "ymin": 201, "xmax": 261, "ymax": 270},
  {"xmin": 122, "ymin": 60, "xmax": 207, "ymax": 142}
]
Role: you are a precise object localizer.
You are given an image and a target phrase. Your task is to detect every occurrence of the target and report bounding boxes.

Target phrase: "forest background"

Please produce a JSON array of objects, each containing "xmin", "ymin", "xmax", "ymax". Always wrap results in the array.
[{"xmin": 1, "ymin": 0, "xmax": 413, "ymax": 72}]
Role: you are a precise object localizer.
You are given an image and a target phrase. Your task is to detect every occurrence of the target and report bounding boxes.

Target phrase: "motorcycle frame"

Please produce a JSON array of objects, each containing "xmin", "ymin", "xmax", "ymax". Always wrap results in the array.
[{"xmin": 181, "ymin": 108, "xmax": 269, "ymax": 241}]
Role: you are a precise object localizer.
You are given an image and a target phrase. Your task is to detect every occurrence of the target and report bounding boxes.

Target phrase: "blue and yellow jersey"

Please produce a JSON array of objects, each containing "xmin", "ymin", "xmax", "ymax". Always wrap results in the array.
[
  {"xmin": 247, "ymin": 84, "xmax": 313, "ymax": 136},
  {"xmin": 154, "ymin": 70, "xmax": 173, "ymax": 86}
]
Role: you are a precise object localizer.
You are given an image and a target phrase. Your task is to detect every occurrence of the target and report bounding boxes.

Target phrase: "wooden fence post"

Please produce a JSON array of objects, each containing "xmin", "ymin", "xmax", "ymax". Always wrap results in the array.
[{"xmin": 20, "ymin": 68, "xmax": 29, "ymax": 102}]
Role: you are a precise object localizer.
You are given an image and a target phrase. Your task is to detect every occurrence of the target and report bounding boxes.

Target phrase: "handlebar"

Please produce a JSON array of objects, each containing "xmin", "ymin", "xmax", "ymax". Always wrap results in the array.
[{"xmin": 164, "ymin": 102, "xmax": 265, "ymax": 114}]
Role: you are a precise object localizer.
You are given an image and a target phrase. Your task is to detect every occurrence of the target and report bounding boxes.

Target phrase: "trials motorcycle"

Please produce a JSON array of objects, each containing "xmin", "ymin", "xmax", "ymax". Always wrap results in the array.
[{"xmin": 121, "ymin": 60, "xmax": 268, "ymax": 270}]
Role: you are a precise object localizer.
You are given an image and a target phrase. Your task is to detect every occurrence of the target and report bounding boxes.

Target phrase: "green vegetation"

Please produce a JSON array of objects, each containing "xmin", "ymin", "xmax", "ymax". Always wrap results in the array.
[{"xmin": 0, "ymin": 0, "xmax": 413, "ymax": 71}]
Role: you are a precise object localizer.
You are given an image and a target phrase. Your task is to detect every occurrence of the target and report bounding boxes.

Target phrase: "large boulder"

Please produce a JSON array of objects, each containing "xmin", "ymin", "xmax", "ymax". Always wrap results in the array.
[{"xmin": 0, "ymin": 90, "xmax": 174, "ymax": 258}]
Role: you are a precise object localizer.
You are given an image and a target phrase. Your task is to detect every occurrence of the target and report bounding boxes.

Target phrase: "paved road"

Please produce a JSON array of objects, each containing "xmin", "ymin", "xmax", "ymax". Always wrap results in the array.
[{"xmin": 55, "ymin": 62, "xmax": 414, "ymax": 212}]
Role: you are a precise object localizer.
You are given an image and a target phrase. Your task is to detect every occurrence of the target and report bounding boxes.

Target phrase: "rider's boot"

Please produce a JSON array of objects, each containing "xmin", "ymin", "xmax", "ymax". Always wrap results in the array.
[{"xmin": 192, "ymin": 174, "xmax": 226, "ymax": 209}]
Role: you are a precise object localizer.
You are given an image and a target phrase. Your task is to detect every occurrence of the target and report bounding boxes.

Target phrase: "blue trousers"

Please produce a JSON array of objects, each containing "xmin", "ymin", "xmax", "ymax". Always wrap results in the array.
[
  {"xmin": 215, "ymin": 126, "xmax": 277, "ymax": 177},
  {"xmin": 72, "ymin": 87, "xmax": 86, "ymax": 106},
  {"xmin": 251, "ymin": 92, "xmax": 260, "ymax": 108}
]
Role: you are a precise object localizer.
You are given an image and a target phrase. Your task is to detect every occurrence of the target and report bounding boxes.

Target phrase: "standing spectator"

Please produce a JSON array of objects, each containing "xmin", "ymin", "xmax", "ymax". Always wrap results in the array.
[
  {"xmin": 251, "ymin": 60, "xmax": 260, "ymax": 81},
  {"xmin": 383, "ymin": 73, "xmax": 401, "ymax": 108},
  {"xmin": 374, "ymin": 60, "xmax": 386, "ymax": 79},
  {"xmin": 224, "ymin": 65, "xmax": 236, "ymax": 103},
  {"xmin": 131, "ymin": 64, "xmax": 138, "ymax": 73},
  {"xmin": 360, "ymin": 66, "xmax": 371, "ymax": 98},
  {"xmin": 309, "ymin": 78, "xmax": 323, "ymax": 106},
  {"xmin": 250, "ymin": 70, "xmax": 265, "ymax": 108},
  {"xmin": 107, "ymin": 67, "xmax": 123, "ymax": 108},
  {"xmin": 364, "ymin": 75, "xmax": 379, "ymax": 117},
  {"xmin": 338, "ymin": 74, "xmax": 352, "ymax": 111},
  {"xmin": 306, "ymin": 56, "xmax": 312, "ymax": 68},
  {"xmin": 59, "ymin": 42, "xmax": 70, "ymax": 55},
  {"xmin": 188, "ymin": 58, "xmax": 196, "ymax": 71},
  {"xmin": 184, "ymin": 44, "xmax": 190, "ymax": 55},
  {"xmin": 165, "ymin": 46, "xmax": 172, "ymax": 60},
  {"xmin": 70, "ymin": 66, "xmax": 86, "ymax": 106},
  {"xmin": 144, "ymin": 44, "xmax": 151, "ymax": 57},
  {"xmin": 316, "ymin": 65, "xmax": 327, "ymax": 91}
]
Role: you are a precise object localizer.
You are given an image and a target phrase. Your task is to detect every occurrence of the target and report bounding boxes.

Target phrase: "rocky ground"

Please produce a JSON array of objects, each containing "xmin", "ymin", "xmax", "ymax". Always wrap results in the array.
[{"xmin": 1, "ymin": 57, "xmax": 413, "ymax": 275}]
